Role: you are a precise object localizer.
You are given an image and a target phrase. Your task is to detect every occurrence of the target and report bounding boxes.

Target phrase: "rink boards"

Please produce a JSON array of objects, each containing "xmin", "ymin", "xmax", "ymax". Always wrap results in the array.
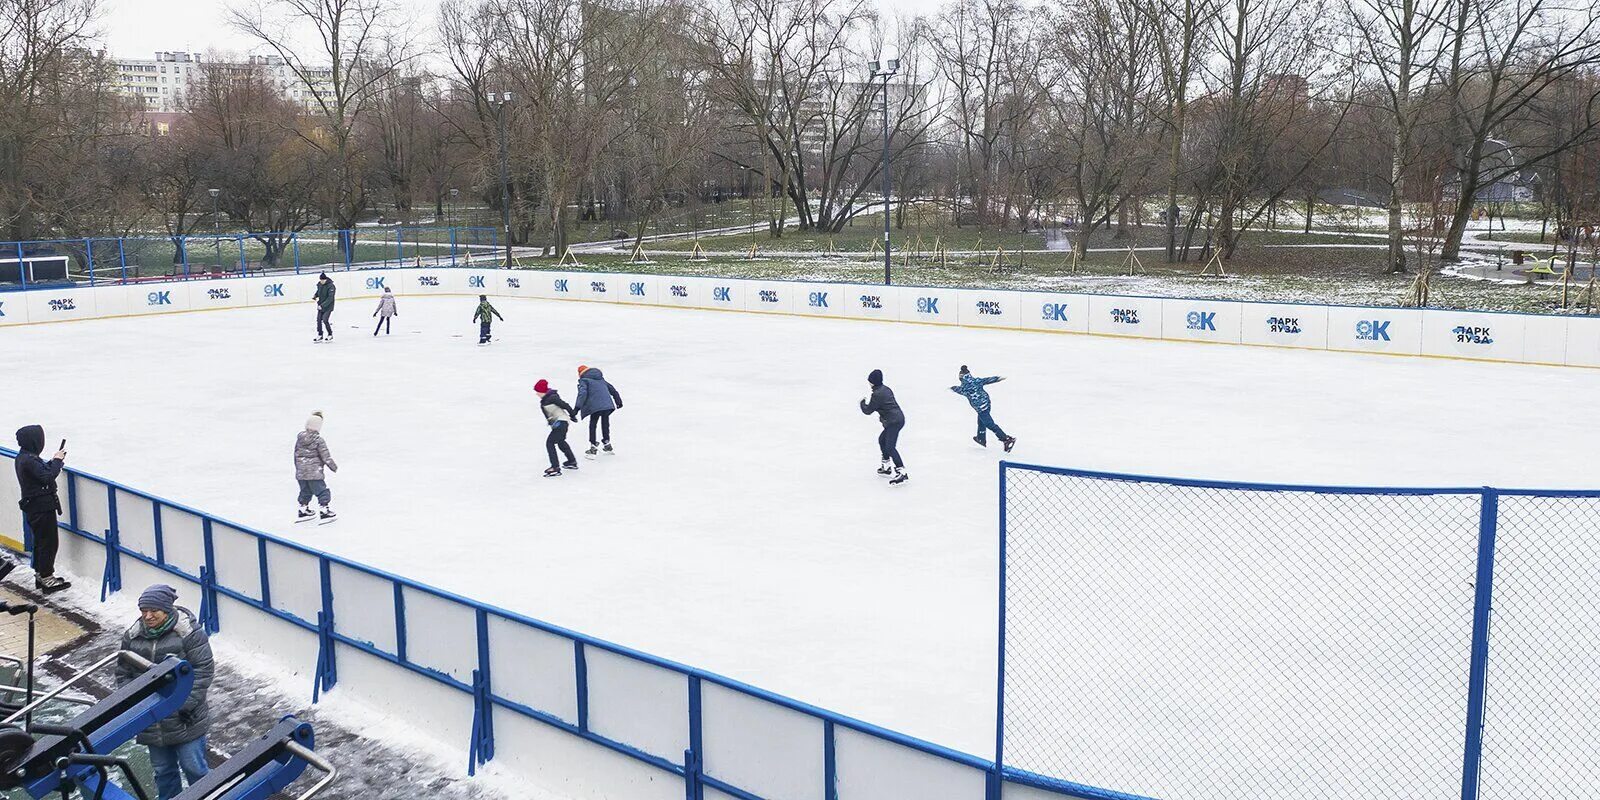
[{"xmin": 3, "ymin": 266, "xmax": 1596, "ymax": 367}]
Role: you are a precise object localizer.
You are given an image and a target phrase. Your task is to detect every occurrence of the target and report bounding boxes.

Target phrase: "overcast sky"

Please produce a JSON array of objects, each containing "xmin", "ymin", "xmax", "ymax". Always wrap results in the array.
[{"xmin": 100, "ymin": 0, "xmax": 936, "ymax": 58}]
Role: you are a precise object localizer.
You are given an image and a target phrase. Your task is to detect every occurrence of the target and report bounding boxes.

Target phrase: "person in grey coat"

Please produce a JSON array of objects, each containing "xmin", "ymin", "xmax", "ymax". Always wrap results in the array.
[
  {"xmin": 372, "ymin": 287, "xmax": 397, "ymax": 336},
  {"xmin": 117, "ymin": 584, "xmax": 214, "ymax": 800},
  {"xmin": 294, "ymin": 411, "xmax": 338, "ymax": 521},
  {"xmin": 574, "ymin": 365, "xmax": 623, "ymax": 456}
]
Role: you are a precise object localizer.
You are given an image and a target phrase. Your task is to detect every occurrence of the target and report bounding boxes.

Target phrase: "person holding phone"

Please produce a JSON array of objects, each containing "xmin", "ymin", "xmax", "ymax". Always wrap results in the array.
[{"xmin": 12, "ymin": 425, "xmax": 71, "ymax": 593}]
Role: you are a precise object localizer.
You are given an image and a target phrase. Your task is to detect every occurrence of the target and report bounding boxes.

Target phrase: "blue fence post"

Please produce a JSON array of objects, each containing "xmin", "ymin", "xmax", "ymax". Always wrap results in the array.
[
  {"xmin": 257, "ymin": 538, "xmax": 272, "ymax": 609},
  {"xmin": 117, "ymin": 238, "xmax": 127, "ymax": 284},
  {"xmin": 393, "ymin": 583, "xmax": 408, "ymax": 663},
  {"xmin": 15, "ymin": 242, "xmax": 26, "ymax": 289},
  {"xmin": 343, "ymin": 230, "xmax": 352, "ymax": 270},
  {"xmin": 450, "ymin": 227, "xmax": 458, "ymax": 266},
  {"xmin": 396, "ymin": 228, "xmax": 404, "ymax": 267},
  {"xmin": 312, "ymin": 557, "xmax": 337, "ymax": 702},
  {"xmin": 684, "ymin": 675, "xmax": 703, "ymax": 800},
  {"xmin": 1460, "ymin": 490, "xmax": 1500, "ymax": 800},
  {"xmin": 181, "ymin": 237, "xmax": 189, "ymax": 279},
  {"xmin": 99, "ymin": 487, "xmax": 121, "ymax": 602},
  {"xmin": 468, "ymin": 608, "xmax": 495, "ymax": 776},
  {"xmin": 991, "ymin": 461, "xmax": 1009, "ymax": 800},
  {"xmin": 199, "ymin": 519, "xmax": 220, "ymax": 634},
  {"xmin": 84, "ymin": 239, "xmax": 94, "ymax": 286},
  {"xmin": 66, "ymin": 472, "xmax": 78, "ymax": 531},
  {"xmin": 824, "ymin": 719, "xmax": 838, "ymax": 800},
  {"xmin": 574, "ymin": 641, "xmax": 589, "ymax": 732},
  {"xmin": 151, "ymin": 500, "xmax": 165, "ymax": 566},
  {"xmin": 237, "ymin": 236, "xmax": 247, "ymax": 277},
  {"xmin": 293, "ymin": 234, "xmax": 301, "ymax": 274}
]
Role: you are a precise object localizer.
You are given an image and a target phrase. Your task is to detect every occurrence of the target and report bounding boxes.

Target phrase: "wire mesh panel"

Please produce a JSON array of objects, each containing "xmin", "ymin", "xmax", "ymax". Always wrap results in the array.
[
  {"xmin": 1000, "ymin": 466, "xmax": 1484, "ymax": 799},
  {"xmin": 1479, "ymin": 493, "xmax": 1600, "ymax": 798}
]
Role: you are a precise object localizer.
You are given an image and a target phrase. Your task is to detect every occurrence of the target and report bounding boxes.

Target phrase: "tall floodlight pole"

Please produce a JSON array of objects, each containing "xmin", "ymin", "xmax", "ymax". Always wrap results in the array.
[
  {"xmin": 449, "ymin": 187, "xmax": 460, "ymax": 229},
  {"xmin": 494, "ymin": 91, "xmax": 514, "ymax": 269},
  {"xmin": 870, "ymin": 59, "xmax": 899, "ymax": 285},
  {"xmin": 209, "ymin": 188, "xmax": 221, "ymax": 271}
]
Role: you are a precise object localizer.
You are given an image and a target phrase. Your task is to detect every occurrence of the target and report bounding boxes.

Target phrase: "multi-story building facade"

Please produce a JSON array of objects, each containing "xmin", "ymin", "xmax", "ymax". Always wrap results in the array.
[{"xmin": 111, "ymin": 51, "xmax": 335, "ymax": 115}]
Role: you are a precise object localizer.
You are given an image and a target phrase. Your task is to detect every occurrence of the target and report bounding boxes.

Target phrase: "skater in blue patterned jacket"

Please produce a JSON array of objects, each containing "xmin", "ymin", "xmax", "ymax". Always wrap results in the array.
[{"xmin": 951, "ymin": 365, "xmax": 1016, "ymax": 452}]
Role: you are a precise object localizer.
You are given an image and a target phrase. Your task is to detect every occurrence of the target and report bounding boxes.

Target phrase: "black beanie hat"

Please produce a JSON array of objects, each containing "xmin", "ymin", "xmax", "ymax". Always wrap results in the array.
[{"xmin": 868, "ymin": 369, "xmax": 883, "ymax": 386}]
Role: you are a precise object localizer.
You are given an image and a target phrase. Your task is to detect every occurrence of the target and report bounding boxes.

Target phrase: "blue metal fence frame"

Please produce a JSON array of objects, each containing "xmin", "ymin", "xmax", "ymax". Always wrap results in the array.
[
  {"xmin": 994, "ymin": 460, "xmax": 1600, "ymax": 800},
  {"xmin": 0, "ymin": 447, "xmax": 1129, "ymax": 800}
]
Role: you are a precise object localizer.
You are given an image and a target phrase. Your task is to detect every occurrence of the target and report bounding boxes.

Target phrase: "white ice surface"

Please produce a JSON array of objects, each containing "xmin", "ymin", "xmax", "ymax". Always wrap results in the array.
[{"xmin": 3, "ymin": 296, "xmax": 1598, "ymax": 760}]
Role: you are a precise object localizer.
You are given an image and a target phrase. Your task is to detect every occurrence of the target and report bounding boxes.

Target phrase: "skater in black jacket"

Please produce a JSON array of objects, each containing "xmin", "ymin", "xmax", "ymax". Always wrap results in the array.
[
  {"xmin": 13, "ymin": 425, "xmax": 71, "ymax": 592},
  {"xmin": 536, "ymin": 379, "xmax": 579, "ymax": 476},
  {"xmin": 313, "ymin": 273, "xmax": 336, "ymax": 342},
  {"xmin": 859, "ymin": 369, "xmax": 908, "ymax": 485}
]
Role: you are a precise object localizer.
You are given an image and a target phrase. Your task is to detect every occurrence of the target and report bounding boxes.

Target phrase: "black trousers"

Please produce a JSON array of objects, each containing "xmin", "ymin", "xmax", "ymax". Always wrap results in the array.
[
  {"xmin": 374, "ymin": 316, "xmax": 391, "ymax": 335},
  {"xmin": 23, "ymin": 505, "xmax": 59, "ymax": 578},
  {"xmin": 317, "ymin": 307, "xmax": 334, "ymax": 337},
  {"xmin": 479, "ymin": 320, "xmax": 493, "ymax": 343},
  {"xmin": 587, "ymin": 411, "xmax": 613, "ymax": 445},
  {"xmin": 546, "ymin": 422, "xmax": 576, "ymax": 468},
  {"xmin": 878, "ymin": 421, "xmax": 905, "ymax": 469}
]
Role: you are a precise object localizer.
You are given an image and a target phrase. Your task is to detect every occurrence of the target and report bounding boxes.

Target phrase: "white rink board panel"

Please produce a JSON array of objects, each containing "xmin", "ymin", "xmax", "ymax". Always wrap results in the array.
[
  {"xmin": 25, "ymin": 286, "xmax": 97, "ymax": 322},
  {"xmin": 1086, "ymin": 295, "xmax": 1163, "ymax": 339},
  {"xmin": 244, "ymin": 275, "xmax": 309, "ymax": 307},
  {"xmin": 956, "ymin": 290, "xmax": 1022, "ymax": 328},
  {"xmin": 584, "ymin": 648, "xmax": 688, "ymax": 762},
  {"xmin": 897, "ymin": 286, "xmax": 960, "ymax": 326},
  {"xmin": 0, "ymin": 293, "xmax": 28, "ymax": 325},
  {"xmin": 158, "ymin": 506, "xmax": 206, "ymax": 578},
  {"xmin": 488, "ymin": 617, "xmax": 579, "ymax": 725},
  {"xmin": 400, "ymin": 586, "xmax": 478, "ymax": 684},
  {"xmin": 615, "ymin": 274, "xmax": 659, "ymax": 305},
  {"xmin": 1015, "ymin": 292, "xmax": 1090, "ymax": 334},
  {"xmin": 209, "ymin": 522, "xmax": 263, "ymax": 602},
  {"xmin": 123, "ymin": 283, "xmax": 192, "ymax": 316},
  {"xmin": 1325, "ymin": 306, "xmax": 1424, "ymax": 356},
  {"xmin": 114, "ymin": 489, "xmax": 158, "ymax": 560},
  {"xmin": 1566, "ymin": 317, "xmax": 1600, "ymax": 367},
  {"xmin": 834, "ymin": 728, "xmax": 987, "ymax": 800},
  {"xmin": 185, "ymin": 278, "xmax": 249, "ymax": 311},
  {"xmin": 575, "ymin": 273, "xmax": 623, "ymax": 302},
  {"xmin": 840, "ymin": 284, "xmax": 900, "ymax": 321},
  {"xmin": 329, "ymin": 561, "xmax": 399, "ymax": 654},
  {"xmin": 744, "ymin": 281, "xmax": 797, "ymax": 314},
  {"xmin": 700, "ymin": 683, "xmax": 825, "ymax": 800},
  {"xmin": 790, "ymin": 282, "xmax": 847, "ymax": 318},
  {"xmin": 1421, "ymin": 310, "xmax": 1526, "ymax": 363},
  {"xmin": 1239, "ymin": 302, "xmax": 1330, "ymax": 350},
  {"xmin": 1161, "ymin": 298, "xmax": 1243, "ymax": 345},
  {"xmin": 262, "ymin": 541, "xmax": 323, "ymax": 625}
]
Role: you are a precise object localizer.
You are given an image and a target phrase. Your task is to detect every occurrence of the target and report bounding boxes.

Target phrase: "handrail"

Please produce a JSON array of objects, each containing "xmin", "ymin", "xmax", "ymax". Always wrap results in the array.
[
  {"xmin": 0, "ymin": 652, "xmax": 149, "ymax": 725},
  {"xmin": 0, "ymin": 446, "xmax": 1134, "ymax": 798}
]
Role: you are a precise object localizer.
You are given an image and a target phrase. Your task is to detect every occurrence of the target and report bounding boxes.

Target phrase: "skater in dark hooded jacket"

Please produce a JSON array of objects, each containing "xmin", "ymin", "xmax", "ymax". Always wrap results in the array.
[
  {"xmin": 472, "ymin": 295, "xmax": 504, "ymax": 344},
  {"xmin": 859, "ymin": 369, "xmax": 908, "ymax": 485},
  {"xmin": 574, "ymin": 365, "xmax": 623, "ymax": 456},
  {"xmin": 12, "ymin": 425, "xmax": 70, "ymax": 592},
  {"xmin": 313, "ymin": 273, "xmax": 336, "ymax": 342},
  {"xmin": 951, "ymin": 365, "xmax": 1016, "ymax": 452},
  {"xmin": 294, "ymin": 412, "xmax": 338, "ymax": 522},
  {"xmin": 536, "ymin": 379, "xmax": 579, "ymax": 476}
]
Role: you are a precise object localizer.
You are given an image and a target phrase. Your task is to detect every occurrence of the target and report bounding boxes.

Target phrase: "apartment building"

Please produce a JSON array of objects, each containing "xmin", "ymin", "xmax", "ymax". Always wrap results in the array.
[{"xmin": 111, "ymin": 51, "xmax": 335, "ymax": 115}]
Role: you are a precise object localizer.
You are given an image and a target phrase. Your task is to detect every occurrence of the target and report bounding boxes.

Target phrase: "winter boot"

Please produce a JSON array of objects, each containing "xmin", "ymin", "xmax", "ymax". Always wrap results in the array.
[
  {"xmin": 36, "ymin": 575, "xmax": 70, "ymax": 594},
  {"xmin": 876, "ymin": 460, "xmax": 893, "ymax": 476},
  {"xmin": 973, "ymin": 435, "xmax": 987, "ymax": 447},
  {"xmin": 544, "ymin": 466, "xmax": 562, "ymax": 477},
  {"xmin": 889, "ymin": 468, "xmax": 910, "ymax": 486},
  {"xmin": 1003, "ymin": 436, "xmax": 1017, "ymax": 453}
]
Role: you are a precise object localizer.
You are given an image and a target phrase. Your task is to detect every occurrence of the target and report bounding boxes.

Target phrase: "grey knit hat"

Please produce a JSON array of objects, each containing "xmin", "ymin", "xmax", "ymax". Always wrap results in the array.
[{"xmin": 138, "ymin": 584, "xmax": 178, "ymax": 613}]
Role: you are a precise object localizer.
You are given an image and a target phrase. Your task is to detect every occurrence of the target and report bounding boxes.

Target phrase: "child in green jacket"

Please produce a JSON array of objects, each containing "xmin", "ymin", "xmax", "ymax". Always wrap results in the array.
[{"xmin": 472, "ymin": 295, "xmax": 504, "ymax": 344}]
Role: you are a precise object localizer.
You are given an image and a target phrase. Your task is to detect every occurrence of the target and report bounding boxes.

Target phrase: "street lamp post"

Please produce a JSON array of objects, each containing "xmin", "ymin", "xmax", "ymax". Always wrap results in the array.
[
  {"xmin": 493, "ymin": 92, "xmax": 514, "ymax": 269},
  {"xmin": 870, "ymin": 59, "xmax": 899, "ymax": 285},
  {"xmin": 449, "ymin": 187, "xmax": 460, "ymax": 229},
  {"xmin": 208, "ymin": 188, "xmax": 221, "ymax": 276}
]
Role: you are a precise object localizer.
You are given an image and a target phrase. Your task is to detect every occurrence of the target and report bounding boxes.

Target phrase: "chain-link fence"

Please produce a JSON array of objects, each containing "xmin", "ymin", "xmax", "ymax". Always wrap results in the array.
[{"xmin": 999, "ymin": 465, "xmax": 1598, "ymax": 800}]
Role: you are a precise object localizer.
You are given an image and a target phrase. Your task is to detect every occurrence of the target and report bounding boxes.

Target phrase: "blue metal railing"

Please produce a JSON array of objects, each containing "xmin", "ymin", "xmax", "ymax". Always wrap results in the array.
[{"xmin": 1, "ymin": 447, "xmax": 1128, "ymax": 799}]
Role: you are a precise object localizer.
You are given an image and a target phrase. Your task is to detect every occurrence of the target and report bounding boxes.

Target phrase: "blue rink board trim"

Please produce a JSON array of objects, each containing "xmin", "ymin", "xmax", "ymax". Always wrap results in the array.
[{"xmin": 0, "ymin": 445, "xmax": 1139, "ymax": 800}]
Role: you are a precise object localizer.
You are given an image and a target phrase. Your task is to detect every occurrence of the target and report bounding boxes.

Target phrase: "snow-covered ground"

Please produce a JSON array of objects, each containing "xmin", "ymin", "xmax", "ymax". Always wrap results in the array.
[{"xmin": 3, "ymin": 296, "xmax": 1598, "ymax": 760}]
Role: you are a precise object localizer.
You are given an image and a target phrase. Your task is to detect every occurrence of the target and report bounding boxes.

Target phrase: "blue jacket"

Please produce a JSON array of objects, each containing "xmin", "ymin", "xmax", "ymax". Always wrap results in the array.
[
  {"xmin": 575, "ymin": 369, "xmax": 623, "ymax": 417},
  {"xmin": 951, "ymin": 374, "xmax": 1001, "ymax": 412}
]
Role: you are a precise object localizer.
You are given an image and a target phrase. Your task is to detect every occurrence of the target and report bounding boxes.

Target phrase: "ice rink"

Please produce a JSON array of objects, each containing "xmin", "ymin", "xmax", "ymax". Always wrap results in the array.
[{"xmin": 3, "ymin": 294, "xmax": 1598, "ymax": 757}]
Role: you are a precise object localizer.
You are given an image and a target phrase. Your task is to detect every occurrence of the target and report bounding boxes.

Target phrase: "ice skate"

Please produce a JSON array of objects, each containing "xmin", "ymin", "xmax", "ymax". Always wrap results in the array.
[
  {"xmin": 36, "ymin": 575, "xmax": 71, "ymax": 594},
  {"xmin": 544, "ymin": 466, "xmax": 562, "ymax": 477},
  {"xmin": 313, "ymin": 335, "xmax": 324, "ymax": 343},
  {"xmin": 562, "ymin": 460, "xmax": 580, "ymax": 470},
  {"xmin": 1003, "ymin": 436, "xmax": 1017, "ymax": 453},
  {"xmin": 973, "ymin": 435, "xmax": 987, "ymax": 447},
  {"xmin": 603, "ymin": 443, "xmax": 614, "ymax": 454},
  {"xmin": 318, "ymin": 507, "xmax": 338, "ymax": 525},
  {"xmin": 889, "ymin": 468, "xmax": 910, "ymax": 486},
  {"xmin": 295, "ymin": 505, "xmax": 317, "ymax": 523},
  {"xmin": 876, "ymin": 460, "xmax": 893, "ymax": 476},
  {"xmin": 585, "ymin": 446, "xmax": 598, "ymax": 459}
]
